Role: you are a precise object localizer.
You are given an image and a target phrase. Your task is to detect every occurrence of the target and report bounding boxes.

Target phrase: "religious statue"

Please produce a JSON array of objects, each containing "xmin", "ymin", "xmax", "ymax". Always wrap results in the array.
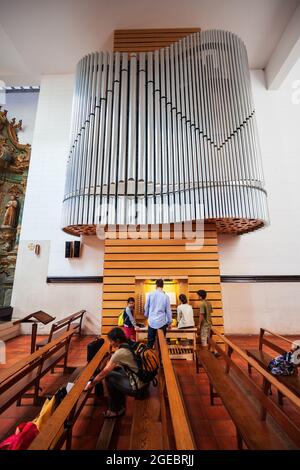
[{"xmin": 2, "ymin": 195, "xmax": 18, "ymax": 228}]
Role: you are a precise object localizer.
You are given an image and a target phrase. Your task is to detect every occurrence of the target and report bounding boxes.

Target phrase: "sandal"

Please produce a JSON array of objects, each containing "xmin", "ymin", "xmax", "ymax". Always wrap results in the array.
[{"xmin": 102, "ymin": 408, "xmax": 125, "ymax": 419}]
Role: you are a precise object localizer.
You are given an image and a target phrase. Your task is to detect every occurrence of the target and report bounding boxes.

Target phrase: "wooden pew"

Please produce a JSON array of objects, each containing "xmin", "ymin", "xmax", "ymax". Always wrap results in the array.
[
  {"xmin": 96, "ymin": 333, "xmax": 196, "ymax": 451},
  {"xmin": 155, "ymin": 330, "xmax": 195, "ymax": 450},
  {"xmin": 136, "ymin": 327, "xmax": 197, "ymax": 361},
  {"xmin": 28, "ymin": 340, "xmax": 110, "ymax": 450},
  {"xmin": 129, "ymin": 384, "xmax": 164, "ymax": 450},
  {"xmin": 0, "ymin": 329, "xmax": 75, "ymax": 414},
  {"xmin": 246, "ymin": 328, "xmax": 300, "ymax": 403},
  {"xmin": 29, "ymin": 332, "xmax": 195, "ymax": 451},
  {"xmin": 36, "ymin": 310, "xmax": 86, "ymax": 350},
  {"xmin": 196, "ymin": 328, "xmax": 300, "ymax": 450}
]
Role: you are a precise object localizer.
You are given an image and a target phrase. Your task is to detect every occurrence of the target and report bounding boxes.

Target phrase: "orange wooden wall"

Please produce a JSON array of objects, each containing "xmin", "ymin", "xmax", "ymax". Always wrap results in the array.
[
  {"xmin": 101, "ymin": 223, "xmax": 224, "ymax": 338},
  {"xmin": 113, "ymin": 27, "xmax": 201, "ymax": 52}
]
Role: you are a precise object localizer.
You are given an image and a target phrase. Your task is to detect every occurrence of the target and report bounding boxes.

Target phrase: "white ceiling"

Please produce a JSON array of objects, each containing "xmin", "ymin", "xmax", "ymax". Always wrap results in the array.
[{"xmin": 0, "ymin": 0, "xmax": 299, "ymax": 85}]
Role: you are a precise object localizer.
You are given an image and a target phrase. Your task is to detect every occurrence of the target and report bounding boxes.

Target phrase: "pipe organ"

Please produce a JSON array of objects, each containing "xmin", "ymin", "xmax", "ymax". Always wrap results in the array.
[{"xmin": 62, "ymin": 30, "xmax": 268, "ymax": 235}]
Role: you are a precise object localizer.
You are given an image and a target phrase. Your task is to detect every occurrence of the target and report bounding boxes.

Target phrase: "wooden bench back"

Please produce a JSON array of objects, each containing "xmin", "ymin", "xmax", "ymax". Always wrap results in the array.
[
  {"xmin": 210, "ymin": 328, "xmax": 300, "ymax": 447},
  {"xmin": 53, "ymin": 310, "xmax": 86, "ymax": 328},
  {"xmin": 259, "ymin": 328, "xmax": 299, "ymax": 357},
  {"xmin": 157, "ymin": 330, "xmax": 195, "ymax": 450},
  {"xmin": 48, "ymin": 310, "xmax": 86, "ymax": 342},
  {"xmin": 0, "ymin": 329, "xmax": 75, "ymax": 415},
  {"xmin": 28, "ymin": 339, "xmax": 110, "ymax": 450},
  {"xmin": 212, "ymin": 328, "xmax": 300, "ymax": 407},
  {"xmin": 0, "ymin": 329, "xmax": 75, "ymax": 387}
]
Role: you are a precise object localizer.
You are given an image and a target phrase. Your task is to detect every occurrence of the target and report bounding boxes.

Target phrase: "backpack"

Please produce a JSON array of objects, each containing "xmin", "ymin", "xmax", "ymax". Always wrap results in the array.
[
  {"xmin": 118, "ymin": 310, "xmax": 125, "ymax": 327},
  {"xmin": 268, "ymin": 354, "xmax": 296, "ymax": 376},
  {"xmin": 120, "ymin": 342, "xmax": 159, "ymax": 386}
]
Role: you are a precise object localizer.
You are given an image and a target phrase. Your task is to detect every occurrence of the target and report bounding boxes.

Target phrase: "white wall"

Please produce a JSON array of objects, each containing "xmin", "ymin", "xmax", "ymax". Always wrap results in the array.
[
  {"xmin": 10, "ymin": 62, "xmax": 300, "ymax": 336},
  {"xmin": 220, "ymin": 63, "xmax": 300, "ymax": 334},
  {"xmin": 11, "ymin": 75, "xmax": 104, "ymax": 334}
]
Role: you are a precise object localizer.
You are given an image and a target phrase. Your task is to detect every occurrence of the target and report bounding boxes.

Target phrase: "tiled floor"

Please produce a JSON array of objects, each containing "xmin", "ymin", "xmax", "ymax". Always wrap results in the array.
[{"xmin": 0, "ymin": 333, "xmax": 299, "ymax": 450}]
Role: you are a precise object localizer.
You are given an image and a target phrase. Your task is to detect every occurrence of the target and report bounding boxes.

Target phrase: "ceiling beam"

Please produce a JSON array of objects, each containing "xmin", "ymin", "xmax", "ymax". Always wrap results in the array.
[{"xmin": 265, "ymin": 3, "xmax": 300, "ymax": 90}]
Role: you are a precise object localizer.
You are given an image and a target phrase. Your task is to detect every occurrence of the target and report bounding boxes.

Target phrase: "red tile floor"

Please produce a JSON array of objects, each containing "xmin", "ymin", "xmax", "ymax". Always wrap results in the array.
[{"xmin": 0, "ymin": 334, "xmax": 299, "ymax": 450}]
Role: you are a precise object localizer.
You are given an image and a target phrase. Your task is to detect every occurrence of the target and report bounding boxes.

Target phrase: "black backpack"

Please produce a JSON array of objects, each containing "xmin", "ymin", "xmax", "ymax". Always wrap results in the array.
[{"xmin": 87, "ymin": 338, "xmax": 105, "ymax": 397}]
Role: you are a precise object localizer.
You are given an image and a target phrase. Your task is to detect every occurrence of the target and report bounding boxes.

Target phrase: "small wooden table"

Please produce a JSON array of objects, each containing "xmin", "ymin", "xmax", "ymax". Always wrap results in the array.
[
  {"xmin": 136, "ymin": 327, "xmax": 197, "ymax": 361},
  {"xmin": 13, "ymin": 311, "xmax": 55, "ymax": 353}
]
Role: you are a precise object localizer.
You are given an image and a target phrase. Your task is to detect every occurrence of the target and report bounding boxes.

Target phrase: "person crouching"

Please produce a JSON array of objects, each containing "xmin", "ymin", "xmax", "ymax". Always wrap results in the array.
[{"xmin": 86, "ymin": 328, "xmax": 147, "ymax": 418}]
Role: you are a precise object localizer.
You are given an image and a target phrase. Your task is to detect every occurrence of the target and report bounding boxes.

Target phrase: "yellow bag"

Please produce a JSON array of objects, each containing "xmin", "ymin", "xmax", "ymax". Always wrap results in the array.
[
  {"xmin": 33, "ymin": 396, "xmax": 56, "ymax": 431},
  {"xmin": 118, "ymin": 310, "xmax": 124, "ymax": 327}
]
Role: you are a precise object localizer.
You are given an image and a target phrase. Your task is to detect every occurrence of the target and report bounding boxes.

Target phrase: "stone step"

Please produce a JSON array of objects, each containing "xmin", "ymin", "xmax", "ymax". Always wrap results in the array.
[{"xmin": 0, "ymin": 322, "xmax": 20, "ymax": 341}]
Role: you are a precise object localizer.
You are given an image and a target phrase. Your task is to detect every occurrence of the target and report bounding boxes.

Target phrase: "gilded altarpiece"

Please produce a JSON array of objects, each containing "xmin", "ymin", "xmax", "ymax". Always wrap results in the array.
[{"xmin": 0, "ymin": 108, "xmax": 31, "ymax": 307}]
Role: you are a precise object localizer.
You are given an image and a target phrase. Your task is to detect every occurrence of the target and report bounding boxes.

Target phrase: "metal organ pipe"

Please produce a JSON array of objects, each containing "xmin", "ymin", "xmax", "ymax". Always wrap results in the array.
[{"xmin": 62, "ymin": 30, "xmax": 268, "ymax": 235}]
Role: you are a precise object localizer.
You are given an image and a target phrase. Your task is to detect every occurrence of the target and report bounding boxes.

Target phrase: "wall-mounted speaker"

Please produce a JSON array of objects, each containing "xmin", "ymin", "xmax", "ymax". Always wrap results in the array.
[
  {"xmin": 73, "ymin": 241, "xmax": 81, "ymax": 258},
  {"xmin": 65, "ymin": 241, "xmax": 72, "ymax": 258}
]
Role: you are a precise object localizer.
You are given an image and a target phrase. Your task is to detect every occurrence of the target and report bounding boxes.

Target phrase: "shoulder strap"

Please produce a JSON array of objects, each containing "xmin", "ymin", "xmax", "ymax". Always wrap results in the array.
[{"xmin": 119, "ymin": 342, "xmax": 138, "ymax": 362}]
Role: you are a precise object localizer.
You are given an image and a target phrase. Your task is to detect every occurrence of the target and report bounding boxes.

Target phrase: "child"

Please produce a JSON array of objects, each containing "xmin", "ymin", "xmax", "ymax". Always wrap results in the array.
[
  {"xmin": 177, "ymin": 294, "xmax": 195, "ymax": 329},
  {"xmin": 123, "ymin": 297, "xmax": 139, "ymax": 340},
  {"xmin": 197, "ymin": 289, "xmax": 212, "ymax": 349},
  {"xmin": 268, "ymin": 340, "xmax": 300, "ymax": 376}
]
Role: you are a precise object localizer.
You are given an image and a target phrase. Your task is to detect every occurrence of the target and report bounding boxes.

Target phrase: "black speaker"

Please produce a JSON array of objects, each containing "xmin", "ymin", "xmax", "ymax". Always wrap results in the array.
[
  {"xmin": 65, "ymin": 241, "xmax": 72, "ymax": 258},
  {"xmin": 73, "ymin": 240, "xmax": 81, "ymax": 258}
]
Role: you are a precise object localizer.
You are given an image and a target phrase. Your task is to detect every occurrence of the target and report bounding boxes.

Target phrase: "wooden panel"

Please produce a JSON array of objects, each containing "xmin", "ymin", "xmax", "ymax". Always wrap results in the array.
[
  {"xmin": 103, "ymin": 299, "xmax": 222, "ymax": 309},
  {"xmin": 102, "ymin": 307, "xmax": 223, "ymax": 315},
  {"xmin": 189, "ymin": 284, "xmax": 221, "ymax": 292},
  {"xmin": 104, "ymin": 269, "xmax": 220, "ymax": 277},
  {"xmin": 105, "ymin": 245, "xmax": 219, "ymax": 253},
  {"xmin": 189, "ymin": 276, "xmax": 221, "ymax": 284},
  {"xmin": 105, "ymin": 253, "xmax": 219, "ymax": 261},
  {"xmin": 103, "ymin": 292, "xmax": 222, "ymax": 301},
  {"xmin": 114, "ymin": 28, "xmax": 200, "ymax": 53},
  {"xmin": 101, "ymin": 222, "xmax": 224, "ymax": 336},
  {"xmin": 101, "ymin": 276, "xmax": 135, "ymax": 285},
  {"xmin": 104, "ymin": 260, "xmax": 220, "ymax": 269},
  {"xmin": 105, "ymin": 238, "xmax": 218, "ymax": 245},
  {"xmin": 103, "ymin": 285, "xmax": 136, "ymax": 293}
]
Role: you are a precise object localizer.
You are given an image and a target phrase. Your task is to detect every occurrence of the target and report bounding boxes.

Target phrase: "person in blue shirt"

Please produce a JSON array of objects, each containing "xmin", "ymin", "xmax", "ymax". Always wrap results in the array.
[{"xmin": 144, "ymin": 279, "xmax": 172, "ymax": 348}]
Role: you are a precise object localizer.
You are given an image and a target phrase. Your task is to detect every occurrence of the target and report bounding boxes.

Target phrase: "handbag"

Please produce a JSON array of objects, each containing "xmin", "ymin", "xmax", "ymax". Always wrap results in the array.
[
  {"xmin": 87, "ymin": 338, "xmax": 105, "ymax": 397},
  {"xmin": 87, "ymin": 338, "xmax": 104, "ymax": 362},
  {"xmin": 118, "ymin": 310, "xmax": 125, "ymax": 327}
]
